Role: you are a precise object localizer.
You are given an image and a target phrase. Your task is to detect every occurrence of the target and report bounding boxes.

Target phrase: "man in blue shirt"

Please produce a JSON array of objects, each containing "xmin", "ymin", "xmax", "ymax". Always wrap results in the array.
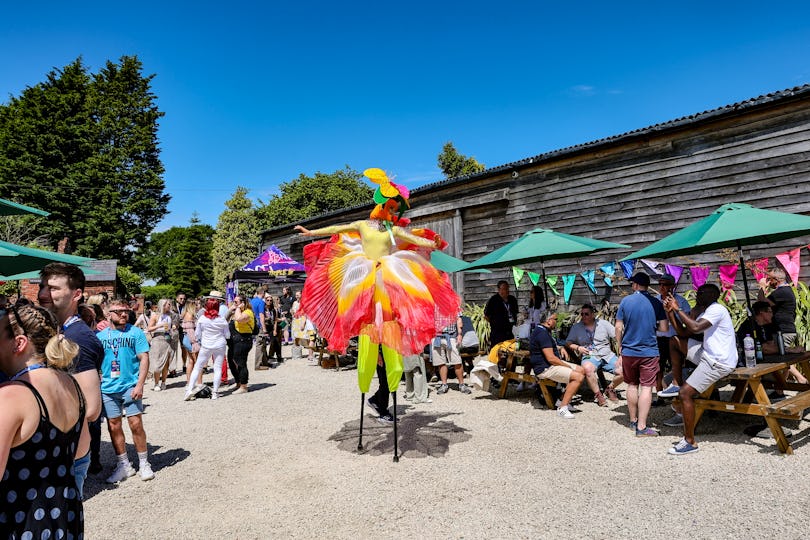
[
  {"xmin": 98, "ymin": 298, "xmax": 154, "ymax": 483},
  {"xmin": 615, "ymin": 272, "xmax": 668, "ymax": 437}
]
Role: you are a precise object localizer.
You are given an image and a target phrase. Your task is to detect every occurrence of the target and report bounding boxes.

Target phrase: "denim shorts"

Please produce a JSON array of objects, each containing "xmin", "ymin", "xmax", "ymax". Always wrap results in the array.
[
  {"xmin": 102, "ymin": 387, "xmax": 144, "ymax": 418},
  {"xmin": 582, "ymin": 353, "xmax": 618, "ymax": 374},
  {"xmin": 73, "ymin": 451, "xmax": 90, "ymax": 500}
]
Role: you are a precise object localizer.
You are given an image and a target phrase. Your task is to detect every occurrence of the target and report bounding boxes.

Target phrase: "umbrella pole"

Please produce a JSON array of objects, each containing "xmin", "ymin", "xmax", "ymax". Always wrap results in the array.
[
  {"xmin": 541, "ymin": 262, "xmax": 549, "ymax": 307},
  {"xmin": 392, "ymin": 391, "xmax": 399, "ymax": 463},
  {"xmin": 357, "ymin": 393, "xmax": 365, "ymax": 452},
  {"xmin": 737, "ymin": 243, "xmax": 753, "ymax": 316}
]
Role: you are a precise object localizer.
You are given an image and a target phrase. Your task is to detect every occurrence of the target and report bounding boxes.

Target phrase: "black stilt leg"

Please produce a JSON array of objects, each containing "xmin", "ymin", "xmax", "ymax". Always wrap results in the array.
[
  {"xmin": 358, "ymin": 393, "xmax": 365, "ymax": 452},
  {"xmin": 392, "ymin": 391, "xmax": 399, "ymax": 462}
]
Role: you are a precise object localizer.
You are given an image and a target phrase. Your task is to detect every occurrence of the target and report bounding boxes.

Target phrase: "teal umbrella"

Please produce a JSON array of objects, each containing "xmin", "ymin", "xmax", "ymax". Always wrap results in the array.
[
  {"xmin": 0, "ymin": 239, "xmax": 95, "ymax": 277},
  {"xmin": 0, "ymin": 198, "xmax": 49, "ymax": 217},
  {"xmin": 0, "ymin": 266, "xmax": 102, "ymax": 281},
  {"xmin": 464, "ymin": 228, "xmax": 630, "ymax": 300},
  {"xmin": 429, "ymin": 251, "xmax": 491, "ymax": 274},
  {"xmin": 621, "ymin": 203, "xmax": 810, "ymax": 309}
]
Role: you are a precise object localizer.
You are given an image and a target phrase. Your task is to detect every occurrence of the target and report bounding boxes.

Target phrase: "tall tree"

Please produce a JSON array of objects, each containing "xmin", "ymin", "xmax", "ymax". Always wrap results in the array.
[
  {"xmin": 0, "ymin": 56, "xmax": 169, "ymax": 261},
  {"xmin": 212, "ymin": 187, "xmax": 256, "ymax": 290},
  {"xmin": 437, "ymin": 142, "xmax": 486, "ymax": 179},
  {"xmin": 255, "ymin": 166, "xmax": 373, "ymax": 229},
  {"xmin": 134, "ymin": 214, "xmax": 214, "ymax": 296}
]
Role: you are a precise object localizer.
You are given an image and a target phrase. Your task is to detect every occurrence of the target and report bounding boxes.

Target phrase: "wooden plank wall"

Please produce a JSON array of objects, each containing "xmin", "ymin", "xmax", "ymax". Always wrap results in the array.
[{"xmin": 260, "ymin": 99, "xmax": 810, "ymax": 311}]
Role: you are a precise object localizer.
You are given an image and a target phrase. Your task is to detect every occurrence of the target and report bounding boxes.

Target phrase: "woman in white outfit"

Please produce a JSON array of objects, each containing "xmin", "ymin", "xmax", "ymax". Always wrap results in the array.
[{"xmin": 184, "ymin": 298, "xmax": 230, "ymax": 401}]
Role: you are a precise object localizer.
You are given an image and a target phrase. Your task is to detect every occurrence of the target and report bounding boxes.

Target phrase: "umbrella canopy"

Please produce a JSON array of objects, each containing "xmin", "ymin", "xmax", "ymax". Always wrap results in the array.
[
  {"xmin": 0, "ymin": 198, "xmax": 49, "ymax": 217},
  {"xmin": 465, "ymin": 228, "xmax": 630, "ymax": 270},
  {"xmin": 0, "ymin": 266, "xmax": 102, "ymax": 281},
  {"xmin": 0, "ymin": 239, "xmax": 95, "ymax": 277},
  {"xmin": 621, "ymin": 203, "xmax": 810, "ymax": 261},
  {"xmin": 429, "ymin": 251, "xmax": 491, "ymax": 274}
]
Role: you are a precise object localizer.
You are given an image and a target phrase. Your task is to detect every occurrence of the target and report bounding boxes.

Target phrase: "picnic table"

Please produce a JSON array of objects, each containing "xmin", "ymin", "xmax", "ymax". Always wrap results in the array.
[
  {"xmin": 496, "ymin": 348, "xmax": 557, "ymax": 408},
  {"xmin": 688, "ymin": 352, "xmax": 810, "ymax": 454}
]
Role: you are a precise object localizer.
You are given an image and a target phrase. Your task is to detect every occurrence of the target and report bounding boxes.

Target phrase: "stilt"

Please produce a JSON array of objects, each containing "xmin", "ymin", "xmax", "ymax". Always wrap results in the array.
[
  {"xmin": 357, "ymin": 393, "xmax": 365, "ymax": 451},
  {"xmin": 392, "ymin": 391, "xmax": 399, "ymax": 462}
]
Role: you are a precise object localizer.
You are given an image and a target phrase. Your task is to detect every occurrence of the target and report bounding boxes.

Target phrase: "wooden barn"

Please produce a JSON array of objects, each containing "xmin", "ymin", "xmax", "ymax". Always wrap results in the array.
[{"xmin": 259, "ymin": 84, "xmax": 810, "ymax": 308}]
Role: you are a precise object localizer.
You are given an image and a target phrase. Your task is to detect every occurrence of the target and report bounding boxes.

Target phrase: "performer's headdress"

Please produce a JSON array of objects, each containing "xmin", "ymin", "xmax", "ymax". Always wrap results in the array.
[{"xmin": 364, "ymin": 168, "xmax": 410, "ymax": 224}]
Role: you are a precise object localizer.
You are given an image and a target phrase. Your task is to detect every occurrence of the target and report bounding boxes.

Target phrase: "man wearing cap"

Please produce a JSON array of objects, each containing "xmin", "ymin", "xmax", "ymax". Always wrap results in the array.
[
  {"xmin": 655, "ymin": 273, "xmax": 691, "ymax": 402},
  {"xmin": 615, "ymin": 272, "xmax": 668, "ymax": 437}
]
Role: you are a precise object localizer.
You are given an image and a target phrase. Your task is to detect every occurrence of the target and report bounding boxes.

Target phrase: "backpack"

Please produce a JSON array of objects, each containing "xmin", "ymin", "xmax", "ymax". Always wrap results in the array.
[{"xmin": 251, "ymin": 316, "xmax": 260, "ymax": 336}]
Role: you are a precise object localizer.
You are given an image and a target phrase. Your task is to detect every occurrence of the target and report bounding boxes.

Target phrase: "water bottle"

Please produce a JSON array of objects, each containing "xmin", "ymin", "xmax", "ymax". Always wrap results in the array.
[
  {"xmin": 776, "ymin": 331, "xmax": 786, "ymax": 356},
  {"xmin": 755, "ymin": 339, "xmax": 764, "ymax": 362},
  {"xmin": 743, "ymin": 334, "xmax": 756, "ymax": 368}
]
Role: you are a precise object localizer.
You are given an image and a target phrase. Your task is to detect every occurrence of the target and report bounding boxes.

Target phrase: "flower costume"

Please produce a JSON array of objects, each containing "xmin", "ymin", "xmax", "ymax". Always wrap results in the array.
[{"xmin": 296, "ymin": 168, "xmax": 460, "ymax": 396}]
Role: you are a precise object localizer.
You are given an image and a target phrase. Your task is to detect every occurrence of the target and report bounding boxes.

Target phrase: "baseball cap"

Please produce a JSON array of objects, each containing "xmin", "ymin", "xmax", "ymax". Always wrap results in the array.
[
  {"xmin": 658, "ymin": 273, "xmax": 676, "ymax": 284},
  {"xmin": 628, "ymin": 272, "xmax": 650, "ymax": 286}
]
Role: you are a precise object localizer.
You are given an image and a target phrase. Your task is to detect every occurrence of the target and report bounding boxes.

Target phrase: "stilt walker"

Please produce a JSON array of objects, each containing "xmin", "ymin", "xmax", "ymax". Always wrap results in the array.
[{"xmin": 296, "ymin": 168, "xmax": 460, "ymax": 461}]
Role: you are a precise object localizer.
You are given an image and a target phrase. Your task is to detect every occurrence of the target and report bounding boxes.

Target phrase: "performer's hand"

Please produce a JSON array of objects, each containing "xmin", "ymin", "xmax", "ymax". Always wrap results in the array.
[
  {"xmin": 295, "ymin": 225, "xmax": 312, "ymax": 236},
  {"xmin": 434, "ymin": 234, "xmax": 443, "ymax": 248}
]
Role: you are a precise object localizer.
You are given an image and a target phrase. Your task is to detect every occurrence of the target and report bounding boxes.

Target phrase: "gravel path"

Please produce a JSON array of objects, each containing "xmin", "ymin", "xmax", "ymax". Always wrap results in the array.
[{"xmin": 83, "ymin": 348, "xmax": 810, "ymax": 539}]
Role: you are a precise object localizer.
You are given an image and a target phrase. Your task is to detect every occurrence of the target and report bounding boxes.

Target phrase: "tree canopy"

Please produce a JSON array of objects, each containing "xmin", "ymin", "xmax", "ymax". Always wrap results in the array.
[
  {"xmin": 437, "ymin": 142, "xmax": 486, "ymax": 179},
  {"xmin": 134, "ymin": 214, "xmax": 214, "ymax": 296},
  {"xmin": 0, "ymin": 56, "xmax": 169, "ymax": 262},
  {"xmin": 212, "ymin": 187, "xmax": 257, "ymax": 290},
  {"xmin": 255, "ymin": 166, "xmax": 373, "ymax": 229}
]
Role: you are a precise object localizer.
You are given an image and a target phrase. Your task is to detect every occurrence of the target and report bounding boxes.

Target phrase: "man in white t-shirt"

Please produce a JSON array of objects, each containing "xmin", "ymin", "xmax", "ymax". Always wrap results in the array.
[{"xmin": 662, "ymin": 284, "xmax": 737, "ymax": 455}]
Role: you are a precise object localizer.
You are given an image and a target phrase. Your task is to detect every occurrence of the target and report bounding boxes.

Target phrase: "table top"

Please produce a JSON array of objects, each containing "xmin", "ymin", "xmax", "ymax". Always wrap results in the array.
[{"xmin": 726, "ymin": 352, "xmax": 810, "ymax": 380}]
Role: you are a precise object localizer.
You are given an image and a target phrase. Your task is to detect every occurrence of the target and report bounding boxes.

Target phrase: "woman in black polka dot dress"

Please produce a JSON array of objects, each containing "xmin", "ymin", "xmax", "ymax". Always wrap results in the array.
[{"xmin": 0, "ymin": 304, "xmax": 85, "ymax": 539}]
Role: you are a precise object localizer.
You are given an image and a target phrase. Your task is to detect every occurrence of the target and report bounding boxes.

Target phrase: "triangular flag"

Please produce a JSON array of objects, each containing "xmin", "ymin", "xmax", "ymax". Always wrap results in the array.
[
  {"xmin": 512, "ymin": 267, "xmax": 525, "ymax": 289},
  {"xmin": 718, "ymin": 264, "xmax": 738, "ymax": 292},
  {"xmin": 751, "ymin": 258, "xmax": 769, "ymax": 282},
  {"xmin": 775, "ymin": 248, "xmax": 801, "ymax": 284},
  {"xmin": 664, "ymin": 264, "xmax": 684, "ymax": 284},
  {"xmin": 580, "ymin": 269, "xmax": 597, "ymax": 294},
  {"xmin": 640, "ymin": 259, "xmax": 664, "ymax": 277},
  {"xmin": 527, "ymin": 271, "xmax": 540, "ymax": 286},
  {"xmin": 619, "ymin": 260, "xmax": 636, "ymax": 279},
  {"xmin": 600, "ymin": 262, "xmax": 615, "ymax": 288},
  {"xmin": 690, "ymin": 266, "xmax": 710, "ymax": 290},
  {"xmin": 546, "ymin": 275, "xmax": 560, "ymax": 296},
  {"xmin": 562, "ymin": 274, "xmax": 577, "ymax": 304}
]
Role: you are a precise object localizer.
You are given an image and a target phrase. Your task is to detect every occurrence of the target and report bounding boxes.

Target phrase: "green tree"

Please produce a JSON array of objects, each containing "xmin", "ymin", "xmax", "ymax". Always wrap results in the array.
[
  {"xmin": 437, "ymin": 142, "xmax": 485, "ymax": 179},
  {"xmin": 256, "ymin": 166, "xmax": 373, "ymax": 229},
  {"xmin": 134, "ymin": 214, "xmax": 214, "ymax": 296},
  {"xmin": 0, "ymin": 56, "xmax": 169, "ymax": 262},
  {"xmin": 212, "ymin": 187, "xmax": 256, "ymax": 290},
  {"xmin": 117, "ymin": 265, "xmax": 143, "ymax": 297}
]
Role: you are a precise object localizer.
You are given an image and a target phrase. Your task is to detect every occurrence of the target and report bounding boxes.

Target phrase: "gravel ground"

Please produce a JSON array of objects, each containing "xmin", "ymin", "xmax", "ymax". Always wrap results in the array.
[{"xmin": 83, "ymin": 348, "xmax": 810, "ymax": 539}]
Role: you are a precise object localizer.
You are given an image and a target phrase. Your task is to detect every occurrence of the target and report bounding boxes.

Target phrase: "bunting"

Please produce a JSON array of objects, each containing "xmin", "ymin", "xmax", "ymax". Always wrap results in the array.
[
  {"xmin": 562, "ymin": 274, "xmax": 577, "ymax": 304},
  {"xmin": 718, "ymin": 264, "xmax": 738, "ymax": 293},
  {"xmin": 752, "ymin": 258, "xmax": 769, "ymax": 282},
  {"xmin": 664, "ymin": 264, "xmax": 684, "ymax": 284},
  {"xmin": 690, "ymin": 266, "xmax": 710, "ymax": 290},
  {"xmin": 775, "ymin": 248, "xmax": 801, "ymax": 284},
  {"xmin": 512, "ymin": 267, "xmax": 525, "ymax": 289},
  {"xmin": 640, "ymin": 259, "xmax": 664, "ymax": 277},
  {"xmin": 580, "ymin": 269, "xmax": 597, "ymax": 294},
  {"xmin": 527, "ymin": 271, "xmax": 540, "ymax": 286},
  {"xmin": 619, "ymin": 259, "xmax": 636, "ymax": 279},
  {"xmin": 546, "ymin": 275, "xmax": 560, "ymax": 296},
  {"xmin": 600, "ymin": 262, "xmax": 615, "ymax": 287}
]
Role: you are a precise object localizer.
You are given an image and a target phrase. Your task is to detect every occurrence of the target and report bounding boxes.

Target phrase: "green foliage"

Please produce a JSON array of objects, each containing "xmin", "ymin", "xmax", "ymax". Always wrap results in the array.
[
  {"xmin": 140, "ymin": 284, "xmax": 175, "ymax": 304},
  {"xmin": 437, "ymin": 142, "xmax": 485, "ymax": 179},
  {"xmin": 462, "ymin": 303, "xmax": 490, "ymax": 351},
  {"xmin": 0, "ymin": 56, "xmax": 169, "ymax": 262},
  {"xmin": 718, "ymin": 290, "xmax": 747, "ymax": 331},
  {"xmin": 793, "ymin": 283, "xmax": 810, "ymax": 350},
  {"xmin": 116, "ymin": 265, "xmax": 143, "ymax": 297},
  {"xmin": 255, "ymin": 166, "xmax": 373, "ymax": 229},
  {"xmin": 212, "ymin": 187, "xmax": 256, "ymax": 290},
  {"xmin": 134, "ymin": 214, "xmax": 214, "ymax": 296}
]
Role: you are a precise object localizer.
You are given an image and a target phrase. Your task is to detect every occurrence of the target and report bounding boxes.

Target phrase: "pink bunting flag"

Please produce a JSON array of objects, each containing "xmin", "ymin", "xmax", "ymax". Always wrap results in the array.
[
  {"xmin": 664, "ymin": 264, "xmax": 684, "ymax": 284},
  {"xmin": 775, "ymin": 248, "xmax": 801, "ymax": 284},
  {"xmin": 690, "ymin": 266, "xmax": 710, "ymax": 290},
  {"xmin": 718, "ymin": 264, "xmax": 738, "ymax": 293},
  {"xmin": 751, "ymin": 258, "xmax": 769, "ymax": 282}
]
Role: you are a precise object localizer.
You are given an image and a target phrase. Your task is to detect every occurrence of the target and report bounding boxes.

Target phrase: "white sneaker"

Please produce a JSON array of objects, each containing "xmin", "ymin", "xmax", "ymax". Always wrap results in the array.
[
  {"xmin": 211, "ymin": 392, "xmax": 218, "ymax": 400},
  {"xmin": 106, "ymin": 462, "xmax": 136, "ymax": 483},
  {"xmin": 160, "ymin": 382, "xmax": 166, "ymax": 391},
  {"xmin": 153, "ymin": 384, "xmax": 161, "ymax": 392},
  {"xmin": 555, "ymin": 399, "xmax": 580, "ymax": 412},
  {"xmin": 557, "ymin": 406, "xmax": 575, "ymax": 419},
  {"xmin": 139, "ymin": 462, "xmax": 155, "ymax": 481},
  {"xmin": 183, "ymin": 391, "xmax": 195, "ymax": 401}
]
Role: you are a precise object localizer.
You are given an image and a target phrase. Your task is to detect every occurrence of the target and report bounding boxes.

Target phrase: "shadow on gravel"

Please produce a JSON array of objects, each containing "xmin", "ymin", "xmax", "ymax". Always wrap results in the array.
[
  {"xmin": 328, "ymin": 410, "xmax": 472, "ymax": 459},
  {"xmin": 83, "ymin": 443, "xmax": 190, "ymax": 499}
]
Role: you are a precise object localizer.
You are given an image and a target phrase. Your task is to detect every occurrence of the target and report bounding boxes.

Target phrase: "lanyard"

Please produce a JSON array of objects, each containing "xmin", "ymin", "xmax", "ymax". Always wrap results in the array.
[
  {"xmin": 63, "ymin": 314, "xmax": 81, "ymax": 331},
  {"xmin": 10, "ymin": 363, "xmax": 46, "ymax": 381}
]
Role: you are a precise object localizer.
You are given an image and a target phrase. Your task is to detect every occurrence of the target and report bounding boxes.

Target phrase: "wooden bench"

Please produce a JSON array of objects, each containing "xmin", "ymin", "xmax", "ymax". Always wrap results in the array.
[{"xmin": 765, "ymin": 389, "xmax": 810, "ymax": 420}]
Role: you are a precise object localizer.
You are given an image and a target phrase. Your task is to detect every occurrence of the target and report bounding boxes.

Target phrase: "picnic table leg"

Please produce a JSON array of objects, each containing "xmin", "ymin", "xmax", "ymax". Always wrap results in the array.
[
  {"xmin": 539, "ymin": 380, "xmax": 555, "ymax": 409},
  {"xmin": 357, "ymin": 393, "xmax": 365, "ymax": 452},
  {"xmin": 498, "ymin": 375, "xmax": 510, "ymax": 398},
  {"xmin": 750, "ymin": 380, "xmax": 793, "ymax": 454}
]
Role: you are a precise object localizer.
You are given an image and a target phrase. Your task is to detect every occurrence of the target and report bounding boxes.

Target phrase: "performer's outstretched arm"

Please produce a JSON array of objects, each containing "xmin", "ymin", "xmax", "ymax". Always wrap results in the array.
[
  {"xmin": 393, "ymin": 226, "xmax": 443, "ymax": 249},
  {"xmin": 295, "ymin": 223, "xmax": 358, "ymax": 237}
]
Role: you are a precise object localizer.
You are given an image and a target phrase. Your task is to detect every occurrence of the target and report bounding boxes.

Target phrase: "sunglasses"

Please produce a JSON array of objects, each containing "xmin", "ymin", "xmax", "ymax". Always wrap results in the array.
[
  {"xmin": 1, "ymin": 303, "xmax": 28, "ymax": 337},
  {"xmin": 108, "ymin": 308, "xmax": 131, "ymax": 315}
]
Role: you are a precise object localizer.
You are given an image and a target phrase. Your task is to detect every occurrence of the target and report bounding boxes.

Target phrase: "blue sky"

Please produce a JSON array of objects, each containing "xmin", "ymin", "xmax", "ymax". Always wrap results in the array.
[{"xmin": 2, "ymin": 1, "xmax": 809, "ymax": 231}]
